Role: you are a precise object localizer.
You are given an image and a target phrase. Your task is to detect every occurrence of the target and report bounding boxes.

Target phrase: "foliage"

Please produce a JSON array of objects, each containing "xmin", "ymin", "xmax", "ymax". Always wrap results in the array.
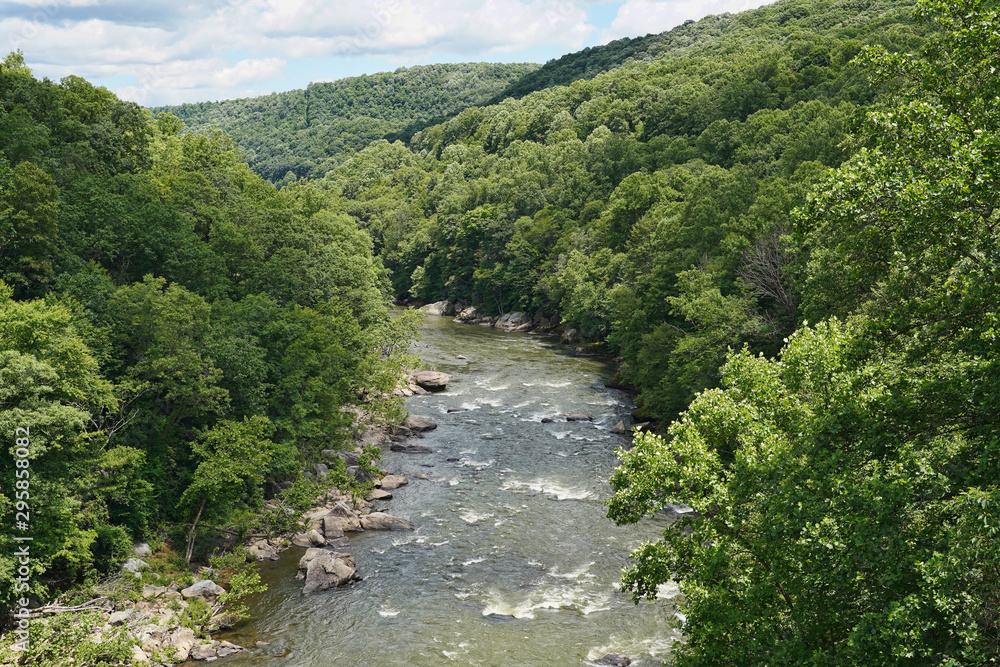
[
  {"xmin": 0, "ymin": 55, "xmax": 413, "ymax": 616},
  {"xmin": 154, "ymin": 63, "xmax": 540, "ymax": 183},
  {"xmin": 1, "ymin": 610, "xmax": 136, "ymax": 666},
  {"xmin": 609, "ymin": 0, "xmax": 1000, "ymax": 662}
]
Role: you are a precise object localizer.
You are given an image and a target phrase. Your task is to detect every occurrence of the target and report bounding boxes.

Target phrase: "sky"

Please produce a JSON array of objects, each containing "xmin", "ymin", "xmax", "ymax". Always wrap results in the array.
[{"xmin": 4, "ymin": 0, "xmax": 774, "ymax": 107}]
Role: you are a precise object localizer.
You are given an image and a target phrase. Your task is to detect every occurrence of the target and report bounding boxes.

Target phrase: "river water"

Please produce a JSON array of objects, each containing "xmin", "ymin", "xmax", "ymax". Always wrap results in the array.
[{"xmin": 222, "ymin": 314, "xmax": 682, "ymax": 665}]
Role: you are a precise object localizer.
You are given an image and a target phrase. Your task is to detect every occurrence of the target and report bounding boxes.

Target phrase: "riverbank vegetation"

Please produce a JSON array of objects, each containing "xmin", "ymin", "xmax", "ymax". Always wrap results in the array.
[
  {"xmin": 0, "ymin": 51, "xmax": 415, "ymax": 619},
  {"xmin": 609, "ymin": 0, "xmax": 1000, "ymax": 663}
]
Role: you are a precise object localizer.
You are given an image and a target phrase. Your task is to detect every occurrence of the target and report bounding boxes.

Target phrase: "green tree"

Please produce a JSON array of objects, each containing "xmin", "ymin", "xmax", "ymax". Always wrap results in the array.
[{"xmin": 179, "ymin": 416, "xmax": 276, "ymax": 562}]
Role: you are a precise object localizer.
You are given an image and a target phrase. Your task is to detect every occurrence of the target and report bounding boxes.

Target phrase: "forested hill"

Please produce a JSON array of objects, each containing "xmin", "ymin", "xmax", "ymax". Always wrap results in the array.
[
  {"xmin": 318, "ymin": 0, "xmax": 922, "ymax": 422},
  {"xmin": 487, "ymin": 0, "xmax": 919, "ymax": 102},
  {"xmin": 153, "ymin": 62, "xmax": 538, "ymax": 184}
]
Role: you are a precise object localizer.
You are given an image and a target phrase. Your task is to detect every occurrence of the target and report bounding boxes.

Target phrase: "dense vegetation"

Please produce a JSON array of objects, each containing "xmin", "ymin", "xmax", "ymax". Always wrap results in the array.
[
  {"xmin": 0, "ymin": 52, "xmax": 413, "ymax": 613},
  {"xmin": 154, "ymin": 63, "xmax": 538, "ymax": 185},
  {"xmin": 607, "ymin": 0, "xmax": 1000, "ymax": 663},
  {"xmin": 307, "ymin": 0, "xmax": 922, "ymax": 425},
  {"xmin": 4, "ymin": 0, "xmax": 997, "ymax": 660}
]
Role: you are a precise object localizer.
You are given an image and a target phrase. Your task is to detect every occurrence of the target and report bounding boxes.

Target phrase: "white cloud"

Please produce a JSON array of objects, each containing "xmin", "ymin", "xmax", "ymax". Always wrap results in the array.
[
  {"xmin": 5, "ymin": 0, "xmax": 772, "ymax": 105},
  {"xmin": 599, "ymin": 0, "xmax": 774, "ymax": 43}
]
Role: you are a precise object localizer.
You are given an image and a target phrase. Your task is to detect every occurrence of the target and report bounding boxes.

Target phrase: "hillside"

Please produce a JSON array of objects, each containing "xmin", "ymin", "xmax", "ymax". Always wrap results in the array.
[
  {"xmin": 154, "ymin": 62, "xmax": 538, "ymax": 184},
  {"xmin": 488, "ymin": 0, "xmax": 922, "ymax": 101}
]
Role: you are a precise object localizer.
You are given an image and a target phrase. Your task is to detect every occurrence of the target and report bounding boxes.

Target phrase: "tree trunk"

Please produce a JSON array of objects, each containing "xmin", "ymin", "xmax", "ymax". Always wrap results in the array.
[{"xmin": 185, "ymin": 496, "xmax": 208, "ymax": 563}]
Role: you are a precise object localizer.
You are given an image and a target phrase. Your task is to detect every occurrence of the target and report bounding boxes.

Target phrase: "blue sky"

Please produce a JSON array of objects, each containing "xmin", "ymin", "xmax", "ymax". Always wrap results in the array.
[{"xmin": 4, "ymin": 0, "xmax": 774, "ymax": 106}]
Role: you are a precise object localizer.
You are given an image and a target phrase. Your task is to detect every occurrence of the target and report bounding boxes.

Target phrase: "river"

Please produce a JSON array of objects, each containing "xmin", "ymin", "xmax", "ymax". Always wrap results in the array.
[{"xmin": 220, "ymin": 314, "xmax": 682, "ymax": 665}]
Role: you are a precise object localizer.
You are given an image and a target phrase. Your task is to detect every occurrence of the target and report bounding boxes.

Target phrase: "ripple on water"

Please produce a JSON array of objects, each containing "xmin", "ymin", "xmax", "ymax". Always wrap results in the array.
[
  {"xmin": 501, "ymin": 479, "xmax": 595, "ymax": 501},
  {"xmin": 481, "ymin": 584, "xmax": 613, "ymax": 619},
  {"xmin": 459, "ymin": 509, "xmax": 494, "ymax": 524}
]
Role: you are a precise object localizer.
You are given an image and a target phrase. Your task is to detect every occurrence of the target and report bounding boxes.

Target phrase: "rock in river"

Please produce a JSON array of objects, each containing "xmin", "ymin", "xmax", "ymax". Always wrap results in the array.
[
  {"xmin": 419, "ymin": 300, "xmax": 454, "ymax": 316},
  {"xmin": 391, "ymin": 442, "xmax": 433, "ymax": 454},
  {"xmin": 595, "ymin": 653, "xmax": 631, "ymax": 666},
  {"xmin": 405, "ymin": 414, "xmax": 438, "ymax": 432},
  {"xmin": 298, "ymin": 548, "xmax": 359, "ymax": 595},
  {"xmin": 410, "ymin": 370, "xmax": 451, "ymax": 392},
  {"xmin": 379, "ymin": 474, "xmax": 408, "ymax": 490},
  {"xmin": 360, "ymin": 512, "xmax": 415, "ymax": 531},
  {"xmin": 494, "ymin": 311, "xmax": 533, "ymax": 332},
  {"xmin": 566, "ymin": 414, "xmax": 593, "ymax": 422}
]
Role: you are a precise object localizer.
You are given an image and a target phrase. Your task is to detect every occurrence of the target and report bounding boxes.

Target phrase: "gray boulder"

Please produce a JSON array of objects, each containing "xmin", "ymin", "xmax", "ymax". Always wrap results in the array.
[
  {"xmin": 180, "ymin": 579, "xmax": 225, "ymax": 603},
  {"xmin": 292, "ymin": 529, "xmax": 326, "ymax": 548},
  {"xmin": 419, "ymin": 300, "xmax": 454, "ymax": 316},
  {"xmin": 454, "ymin": 306, "xmax": 478, "ymax": 322},
  {"xmin": 108, "ymin": 610, "xmax": 133, "ymax": 626},
  {"xmin": 133, "ymin": 542, "xmax": 152, "ymax": 557},
  {"xmin": 596, "ymin": 653, "xmax": 631, "ymax": 666},
  {"xmin": 190, "ymin": 643, "xmax": 217, "ymax": 661},
  {"xmin": 121, "ymin": 558, "xmax": 148, "ymax": 578},
  {"xmin": 378, "ymin": 474, "xmax": 408, "ymax": 490},
  {"xmin": 405, "ymin": 414, "xmax": 438, "ymax": 431},
  {"xmin": 163, "ymin": 626, "xmax": 196, "ymax": 662},
  {"xmin": 494, "ymin": 311, "xmax": 533, "ymax": 332},
  {"xmin": 216, "ymin": 641, "xmax": 243, "ymax": 658},
  {"xmin": 322, "ymin": 515, "xmax": 346, "ymax": 539},
  {"xmin": 368, "ymin": 488, "xmax": 393, "ymax": 501},
  {"xmin": 360, "ymin": 512, "xmax": 415, "ymax": 531},
  {"xmin": 142, "ymin": 584, "xmax": 166, "ymax": 599},
  {"xmin": 611, "ymin": 420, "xmax": 628, "ymax": 434},
  {"xmin": 390, "ymin": 443, "xmax": 433, "ymax": 454},
  {"xmin": 410, "ymin": 371, "xmax": 451, "ymax": 392},
  {"xmin": 298, "ymin": 548, "xmax": 358, "ymax": 595}
]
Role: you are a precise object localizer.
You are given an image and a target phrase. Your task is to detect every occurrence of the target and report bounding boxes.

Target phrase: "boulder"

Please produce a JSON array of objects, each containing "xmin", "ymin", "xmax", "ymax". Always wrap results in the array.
[
  {"xmin": 133, "ymin": 542, "xmax": 152, "ymax": 557},
  {"xmin": 454, "ymin": 306, "xmax": 478, "ymax": 322},
  {"xmin": 379, "ymin": 474, "xmax": 408, "ymax": 490},
  {"xmin": 180, "ymin": 579, "xmax": 225, "ymax": 603},
  {"xmin": 484, "ymin": 613, "xmax": 516, "ymax": 621},
  {"xmin": 190, "ymin": 643, "xmax": 217, "ymax": 661},
  {"xmin": 360, "ymin": 512, "xmax": 415, "ymax": 531},
  {"xmin": 216, "ymin": 641, "xmax": 243, "ymax": 658},
  {"xmin": 121, "ymin": 558, "xmax": 148, "ymax": 578},
  {"xmin": 130, "ymin": 645, "xmax": 149, "ymax": 664},
  {"xmin": 541, "ymin": 417, "xmax": 554, "ymax": 423},
  {"xmin": 108, "ymin": 610, "xmax": 133, "ymax": 626},
  {"xmin": 595, "ymin": 653, "xmax": 631, "ymax": 666},
  {"xmin": 141, "ymin": 584, "xmax": 165, "ymax": 599},
  {"xmin": 419, "ymin": 300, "xmax": 454, "ymax": 316},
  {"xmin": 314, "ymin": 463, "xmax": 329, "ymax": 478},
  {"xmin": 292, "ymin": 529, "xmax": 326, "ymax": 548},
  {"xmin": 163, "ymin": 626, "xmax": 196, "ymax": 662},
  {"xmin": 566, "ymin": 414, "xmax": 593, "ymax": 422},
  {"xmin": 390, "ymin": 443, "xmax": 433, "ymax": 454},
  {"xmin": 367, "ymin": 488, "xmax": 393, "ymax": 501},
  {"xmin": 611, "ymin": 421, "xmax": 628, "ymax": 434},
  {"xmin": 322, "ymin": 515, "xmax": 346, "ymax": 539},
  {"xmin": 561, "ymin": 328, "xmax": 580, "ymax": 345},
  {"xmin": 405, "ymin": 414, "xmax": 438, "ymax": 432},
  {"xmin": 298, "ymin": 548, "xmax": 358, "ymax": 595},
  {"xmin": 247, "ymin": 539, "xmax": 280, "ymax": 561},
  {"xmin": 494, "ymin": 311, "xmax": 533, "ymax": 332},
  {"xmin": 410, "ymin": 371, "xmax": 451, "ymax": 392}
]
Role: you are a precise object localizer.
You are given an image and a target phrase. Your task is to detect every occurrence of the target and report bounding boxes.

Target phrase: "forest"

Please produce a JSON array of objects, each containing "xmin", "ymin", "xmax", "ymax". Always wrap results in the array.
[
  {"xmin": 2, "ymin": 0, "xmax": 999, "ymax": 662},
  {"xmin": 0, "ymin": 50, "xmax": 414, "ymax": 624},
  {"xmin": 153, "ymin": 63, "xmax": 539, "ymax": 186}
]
